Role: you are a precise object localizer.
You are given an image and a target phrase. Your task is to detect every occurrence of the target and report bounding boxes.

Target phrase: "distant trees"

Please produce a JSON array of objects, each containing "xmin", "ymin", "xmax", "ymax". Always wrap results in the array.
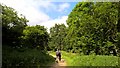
[{"xmin": 49, "ymin": 24, "xmax": 67, "ymax": 51}]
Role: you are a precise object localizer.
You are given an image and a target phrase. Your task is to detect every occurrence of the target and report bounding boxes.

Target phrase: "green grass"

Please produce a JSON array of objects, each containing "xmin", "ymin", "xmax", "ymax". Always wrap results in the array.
[
  {"xmin": 71, "ymin": 55, "xmax": 118, "ymax": 66},
  {"xmin": 49, "ymin": 51, "xmax": 119, "ymax": 67},
  {"xmin": 2, "ymin": 45, "xmax": 55, "ymax": 68}
]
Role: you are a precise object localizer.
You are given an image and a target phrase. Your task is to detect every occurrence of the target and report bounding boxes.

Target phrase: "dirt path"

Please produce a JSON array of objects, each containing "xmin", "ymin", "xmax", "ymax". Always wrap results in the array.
[
  {"xmin": 49, "ymin": 54, "xmax": 67, "ymax": 68},
  {"xmin": 50, "ymin": 59, "xmax": 67, "ymax": 68}
]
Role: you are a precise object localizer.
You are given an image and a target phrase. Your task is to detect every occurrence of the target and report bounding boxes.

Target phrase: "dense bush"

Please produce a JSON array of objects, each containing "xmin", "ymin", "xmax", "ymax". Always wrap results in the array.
[{"xmin": 21, "ymin": 25, "xmax": 49, "ymax": 50}]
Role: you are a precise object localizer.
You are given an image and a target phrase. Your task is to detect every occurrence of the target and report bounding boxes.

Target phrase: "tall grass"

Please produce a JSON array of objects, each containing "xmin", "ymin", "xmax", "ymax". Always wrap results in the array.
[{"xmin": 2, "ymin": 46, "xmax": 55, "ymax": 68}]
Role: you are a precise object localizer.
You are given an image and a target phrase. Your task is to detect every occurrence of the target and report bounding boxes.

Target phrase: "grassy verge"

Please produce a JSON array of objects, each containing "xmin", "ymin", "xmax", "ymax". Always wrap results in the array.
[
  {"xmin": 2, "ymin": 45, "xmax": 55, "ymax": 68},
  {"xmin": 49, "ymin": 51, "xmax": 119, "ymax": 67}
]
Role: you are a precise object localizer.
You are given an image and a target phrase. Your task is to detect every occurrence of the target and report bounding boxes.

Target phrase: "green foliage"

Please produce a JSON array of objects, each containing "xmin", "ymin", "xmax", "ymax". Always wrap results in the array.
[
  {"xmin": 2, "ymin": 4, "xmax": 28, "ymax": 46},
  {"xmin": 2, "ymin": 2, "xmax": 120, "ymax": 67},
  {"xmin": 2, "ymin": 5, "xmax": 53, "ymax": 67},
  {"xmin": 21, "ymin": 25, "xmax": 49, "ymax": 50},
  {"xmin": 49, "ymin": 24, "xmax": 67, "ymax": 50},
  {"xmin": 65, "ymin": 2, "xmax": 119, "ymax": 56}
]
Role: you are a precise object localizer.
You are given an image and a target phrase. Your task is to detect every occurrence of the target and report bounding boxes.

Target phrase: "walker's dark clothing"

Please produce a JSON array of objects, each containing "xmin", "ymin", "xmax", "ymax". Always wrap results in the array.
[
  {"xmin": 56, "ymin": 51, "xmax": 61, "ymax": 61},
  {"xmin": 56, "ymin": 51, "xmax": 60, "ymax": 56}
]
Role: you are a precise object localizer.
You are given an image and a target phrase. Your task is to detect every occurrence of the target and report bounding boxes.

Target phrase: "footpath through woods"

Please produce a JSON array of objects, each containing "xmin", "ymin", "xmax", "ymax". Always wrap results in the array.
[{"xmin": 49, "ymin": 53, "xmax": 67, "ymax": 68}]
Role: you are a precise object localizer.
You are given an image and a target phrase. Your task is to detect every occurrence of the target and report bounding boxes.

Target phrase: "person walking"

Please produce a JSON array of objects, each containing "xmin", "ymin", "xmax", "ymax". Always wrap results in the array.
[{"xmin": 56, "ymin": 49, "xmax": 61, "ymax": 62}]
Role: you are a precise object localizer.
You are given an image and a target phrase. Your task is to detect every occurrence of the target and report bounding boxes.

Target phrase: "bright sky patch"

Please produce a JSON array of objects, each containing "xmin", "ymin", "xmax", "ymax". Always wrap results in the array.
[{"xmin": 1, "ymin": 0, "xmax": 78, "ymax": 32}]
